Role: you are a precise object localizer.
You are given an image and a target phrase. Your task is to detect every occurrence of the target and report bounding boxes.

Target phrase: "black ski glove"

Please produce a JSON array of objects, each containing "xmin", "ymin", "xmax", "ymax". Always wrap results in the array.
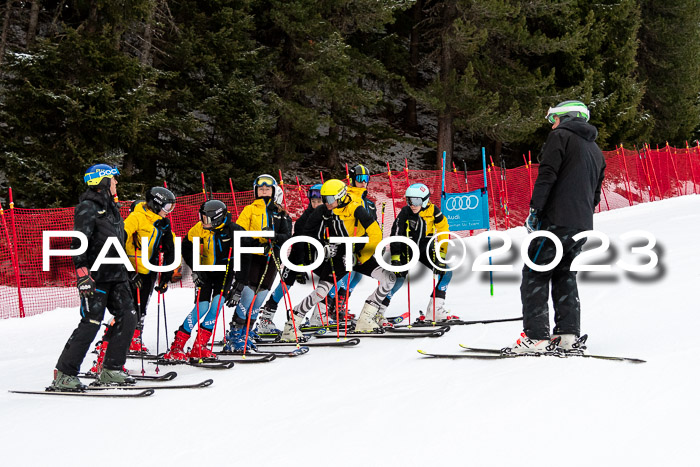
[
  {"xmin": 525, "ymin": 208, "xmax": 541, "ymax": 233},
  {"xmin": 155, "ymin": 271, "xmax": 173, "ymax": 293},
  {"xmin": 225, "ymin": 281, "xmax": 245, "ymax": 307},
  {"xmin": 76, "ymin": 267, "xmax": 95, "ymax": 297},
  {"xmin": 191, "ymin": 271, "xmax": 208, "ymax": 288},
  {"xmin": 129, "ymin": 272, "xmax": 143, "ymax": 289}
]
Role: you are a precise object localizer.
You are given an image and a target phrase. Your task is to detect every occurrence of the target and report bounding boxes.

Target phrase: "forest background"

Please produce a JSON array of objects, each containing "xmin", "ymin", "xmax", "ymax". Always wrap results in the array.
[{"xmin": 0, "ymin": 0, "xmax": 698, "ymax": 208}]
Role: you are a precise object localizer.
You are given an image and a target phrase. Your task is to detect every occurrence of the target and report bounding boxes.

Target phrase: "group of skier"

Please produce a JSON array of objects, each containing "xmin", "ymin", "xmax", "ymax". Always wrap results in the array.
[{"xmin": 50, "ymin": 99, "xmax": 606, "ymax": 390}]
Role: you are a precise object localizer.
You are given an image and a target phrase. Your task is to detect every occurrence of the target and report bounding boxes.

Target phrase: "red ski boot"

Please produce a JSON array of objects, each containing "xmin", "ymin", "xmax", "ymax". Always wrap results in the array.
[
  {"xmin": 188, "ymin": 328, "xmax": 217, "ymax": 360},
  {"xmin": 163, "ymin": 330, "xmax": 190, "ymax": 361},
  {"xmin": 129, "ymin": 328, "xmax": 149, "ymax": 353},
  {"xmin": 88, "ymin": 341, "xmax": 108, "ymax": 375}
]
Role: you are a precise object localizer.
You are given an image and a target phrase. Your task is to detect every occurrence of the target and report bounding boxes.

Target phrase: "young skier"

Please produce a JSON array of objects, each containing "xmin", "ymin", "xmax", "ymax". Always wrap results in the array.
[
  {"xmin": 89, "ymin": 187, "xmax": 177, "ymax": 373},
  {"xmin": 326, "ymin": 164, "xmax": 377, "ymax": 319},
  {"xmin": 278, "ymin": 179, "xmax": 395, "ymax": 342},
  {"xmin": 510, "ymin": 100, "xmax": 606, "ymax": 354},
  {"xmin": 51, "ymin": 164, "xmax": 137, "ymax": 390},
  {"xmin": 222, "ymin": 174, "xmax": 292, "ymax": 352},
  {"xmin": 382, "ymin": 183, "xmax": 458, "ymax": 323},
  {"xmin": 256, "ymin": 183, "xmax": 323, "ymax": 334},
  {"xmin": 163, "ymin": 199, "xmax": 246, "ymax": 360}
]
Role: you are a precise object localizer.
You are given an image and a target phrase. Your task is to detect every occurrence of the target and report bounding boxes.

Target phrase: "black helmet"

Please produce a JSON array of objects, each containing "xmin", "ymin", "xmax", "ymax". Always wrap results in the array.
[
  {"xmin": 146, "ymin": 187, "xmax": 176, "ymax": 214},
  {"xmin": 199, "ymin": 199, "xmax": 227, "ymax": 230},
  {"xmin": 349, "ymin": 164, "xmax": 370, "ymax": 186}
]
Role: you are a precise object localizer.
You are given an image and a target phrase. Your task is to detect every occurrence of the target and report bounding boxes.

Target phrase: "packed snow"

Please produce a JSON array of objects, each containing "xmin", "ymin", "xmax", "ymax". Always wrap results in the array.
[{"xmin": 1, "ymin": 195, "xmax": 698, "ymax": 466}]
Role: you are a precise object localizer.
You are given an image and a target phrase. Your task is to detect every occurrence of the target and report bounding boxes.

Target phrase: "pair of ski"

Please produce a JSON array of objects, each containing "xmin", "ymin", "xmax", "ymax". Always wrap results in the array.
[
  {"xmin": 9, "ymin": 375, "xmax": 215, "ymax": 398},
  {"xmin": 418, "ymin": 342, "xmax": 646, "ymax": 364}
]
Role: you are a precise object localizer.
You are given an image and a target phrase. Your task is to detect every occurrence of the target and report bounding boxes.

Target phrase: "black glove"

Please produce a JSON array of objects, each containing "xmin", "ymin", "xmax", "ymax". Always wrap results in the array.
[
  {"xmin": 76, "ymin": 267, "xmax": 95, "ymax": 298},
  {"xmin": 392, "ymin": 259, "xmax": 408, "ymax": 278},
  {"xmin": 525, "ymin": 208, "xmax": 541, "ymax": 233},
  {"xmin": 153, "ymin": 217, "xmax": 171, "ymax": 234},
  {"xmin": 129, "ymin": 272, "xmax": 143, "ymax": 289},
  {"xmin": 191, "ymin": 271, "xmax": 208, "ymax": 288},
  {"xmin": 296, "ymin": 271, "xmax": 308, "ymax": 284},
  {"xmin": 225, "ymin": 281, "xmax": 245, "ymax": 307},
  {"xmin": 155, "ymin": 271, "xmax": 172, "ymax": 293}
]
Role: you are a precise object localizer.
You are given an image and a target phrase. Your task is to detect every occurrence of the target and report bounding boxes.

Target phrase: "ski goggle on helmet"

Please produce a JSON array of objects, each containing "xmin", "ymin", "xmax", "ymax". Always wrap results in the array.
[
  {"xmin": 308, "ymin": 183, "xmax": 323, "ymax": 200},
  {"xmin": 199, "ymin": 199, "xmax": 227, "ymax": 229},
  {"xmin": 405, "ymin": 183, "xmax": 430, "ymax": 208},
  {"xmin": 147, "ymin": 187, "xmax": 176, "ymax": 214},
  {"xmin": 546, "ymin": 100, "xmax": 590, "ymax": 124},
  {"xmin": 349, "ymin": 164, "xmax": 370, "ymax": 185},
  {"xmin": 84, "ymin": 164, "xmax": 120, "ymax": 186},
  {"xmin": 320, "ymin": 179, "xmax": 347, "ymax": 205},
  {"xmin": 254, "ymin": 174, "xmax": 277, "ymax": 198}
]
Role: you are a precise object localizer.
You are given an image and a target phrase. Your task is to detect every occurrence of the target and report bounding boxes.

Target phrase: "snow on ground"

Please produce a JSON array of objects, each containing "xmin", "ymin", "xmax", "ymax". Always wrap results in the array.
[{"xmin": 1, "ymin": 196, "xmax": 699, "ymax": 467}]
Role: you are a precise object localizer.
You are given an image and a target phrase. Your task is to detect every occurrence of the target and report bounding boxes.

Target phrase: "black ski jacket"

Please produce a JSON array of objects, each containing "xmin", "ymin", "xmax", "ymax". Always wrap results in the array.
[
  {"xmin": 71, "ymin": 187, "xmax": 129, "ymax": 283},
  {"xmin": 530, "ymin": 118, "xmax": 606, "ymax": 230}
]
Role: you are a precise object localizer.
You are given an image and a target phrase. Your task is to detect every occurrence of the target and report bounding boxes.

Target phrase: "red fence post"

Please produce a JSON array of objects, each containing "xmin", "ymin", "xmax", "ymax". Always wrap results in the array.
[
  {"xmin": 686, "ymin": 141, "xmax": 697, "ymax": 195},
  {"xmin": 386, "ymin": 162, "xmax": 397, "ymax": 218},
  {"xmin": 7, "ymin": 188, "xmax": 26, "ymax": 318}
]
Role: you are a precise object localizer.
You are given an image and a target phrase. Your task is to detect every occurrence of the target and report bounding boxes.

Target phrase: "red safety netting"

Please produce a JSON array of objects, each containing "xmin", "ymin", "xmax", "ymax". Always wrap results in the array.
[{"xmin": 2, "ymin": 144, "xmax": 699, "ymax": 319}]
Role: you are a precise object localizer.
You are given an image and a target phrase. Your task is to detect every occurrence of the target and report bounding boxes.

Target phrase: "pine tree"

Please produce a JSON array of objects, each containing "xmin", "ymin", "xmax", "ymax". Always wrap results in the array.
[{"xmin": 638, "ymin": 0, "xmax": 700, "ymax": 145}]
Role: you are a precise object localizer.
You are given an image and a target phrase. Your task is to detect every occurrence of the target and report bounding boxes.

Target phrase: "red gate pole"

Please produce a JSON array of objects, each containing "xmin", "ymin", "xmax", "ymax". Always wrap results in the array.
[
  {"xmin": 666, "ymin": 142, "xmax": 683, "ymax": 196},
  {"xmin": 228, "ymin": 178, "xmax": 240, "ymax": 218},
  {"xmin": 686, "ymin": 141, "xmax": 698, "ymax": 195},
  {"xmin": 648, "ymin": 144, "xmax": 663, "ymax": 199},
  {"xmin": 7, "ymin": 188, "xmax": 25, "ymax": 318},
  {"xmin": 619, "ymin": 145, "xmax": 634, "ymax": 206},
  {"xmin": 386, "ymin": 162, "xmax": 398, "ymax": 218}
]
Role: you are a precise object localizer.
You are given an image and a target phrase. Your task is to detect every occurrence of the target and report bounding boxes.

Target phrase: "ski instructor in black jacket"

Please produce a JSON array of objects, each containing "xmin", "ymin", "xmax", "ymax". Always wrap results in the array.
[
  {"xmin": 508, "ymin": 100, "xmax": 606, "ymax": 354},
  {"xmin": 51, "ymin": 164, "xmax": 138, "ymax": 391}
]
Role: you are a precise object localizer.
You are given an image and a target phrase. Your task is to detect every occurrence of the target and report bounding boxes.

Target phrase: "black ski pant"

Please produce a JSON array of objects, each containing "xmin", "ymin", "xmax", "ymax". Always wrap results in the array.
[
  {"xmin": 56, "ymin": 281, "xmax": 138, "ymax": 376},
  {"xmin": 520, "ymin": 226, "xmax": 586, "ymax": 340}
]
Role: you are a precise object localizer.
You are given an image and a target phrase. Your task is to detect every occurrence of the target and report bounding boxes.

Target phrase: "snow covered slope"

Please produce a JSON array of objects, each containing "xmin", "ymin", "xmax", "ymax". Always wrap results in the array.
[{"xmin": 1, "ymin": 196, "xmax": 698, "ymax": 467}]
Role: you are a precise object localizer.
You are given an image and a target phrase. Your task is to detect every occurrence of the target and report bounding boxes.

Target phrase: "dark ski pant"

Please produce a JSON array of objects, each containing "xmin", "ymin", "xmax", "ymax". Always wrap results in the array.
[
  {"xmin": 56, "ymin": 281, "xmax": 137, "ymax": 376},
  {"xmin": 520, "ymin": 227, "xmax": 586, "ymax": 340}
]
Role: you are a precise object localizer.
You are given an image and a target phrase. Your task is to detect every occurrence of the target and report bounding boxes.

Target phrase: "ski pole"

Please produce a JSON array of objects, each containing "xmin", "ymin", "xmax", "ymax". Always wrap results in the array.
[
  {"xmin": 326, "ymin": 227, "xmax": 341, "ymax": 340},
  {"xmin": 242, "ymin": 248, "xmax": 274, "ymax": 355},
  {"xmin": 209, "ymin": 243, "xmax": 233, "ymax": 351}
]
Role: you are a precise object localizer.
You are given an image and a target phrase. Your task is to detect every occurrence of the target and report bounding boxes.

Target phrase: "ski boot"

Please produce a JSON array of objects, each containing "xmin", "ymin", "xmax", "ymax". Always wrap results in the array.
[
  {"xmin": 553, "ymin": 334, "xmax": 587, "ymax": 355},
  {"xmin": 163, "ymin": 330, "xmax": 190, "ymax": 361},
  {"xmin": 49, "ymin": 369, "xmax": 88, "ymax": 392},
  {"xmin": 353, "ymin": 301, "xmax": 383, "ymax": 333},
  {"xmin": 419, "ymin": 297, "xmax": 458, "ymax": 323},
  {"xmin": 279, "ymin": 310, "xmax": 308, "ymax": 343},
  {"xmin": 188, "ymin": 328, "xmax": 217, "ymax": 360},
  {"xmin": 505, "ymin": 333, "xmax": 560, "ymax": 355},
  {"xmin": 129, "ymin": 328, "xmax": 149, "ymax": 353},
  {"xmin": 88, "ymin": 340, "xmax": 109, "ymax": 375},
  {"xmin": 98, "ymin": 368, "xmax": 136, "ymax": 385},
  {"xmin": 255, "ymin": 303, "xmax": 281, "ymax": 336}
]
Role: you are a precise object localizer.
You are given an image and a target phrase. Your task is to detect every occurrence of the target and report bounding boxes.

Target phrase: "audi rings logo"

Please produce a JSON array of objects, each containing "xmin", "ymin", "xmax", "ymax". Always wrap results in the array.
[{"xmin": 445, "ymin": 195, "xmax": 479, "ymax": 210}]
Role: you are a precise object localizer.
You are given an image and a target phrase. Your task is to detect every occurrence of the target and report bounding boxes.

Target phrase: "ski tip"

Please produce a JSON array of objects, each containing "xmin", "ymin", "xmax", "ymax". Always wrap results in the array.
[
  {"xmin": 201, "ymin": 379, "xmax": 214, "ymax": 387},
  {"xmin": 417, "ymin": 349, "xmax": 427, "ymax": 355},
  {"xmin": 139, "ymin": 389, "xmax": 156, "ymax": 397}
]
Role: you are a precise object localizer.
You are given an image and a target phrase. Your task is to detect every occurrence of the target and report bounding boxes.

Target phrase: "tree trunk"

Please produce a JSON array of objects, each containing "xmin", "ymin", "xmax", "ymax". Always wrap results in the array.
[
  {"xmin": 436, "ymin": 1, "xmax": 457, "ymax": 170},
  {"xmin": 0, "ymin": 0, "xmax": 13, "ymax": 66},
  {"xmin": 140, "ymin": 0, "xmax": 155, "ymax": 65},
  {"xmin": 27, "ymin": 0, "xmax": 40, "ymax": 48},
  {"xmin": 86, "ymin": 0, "xmax": 98, "ymax": 35},
  {"xmin": 404, "ymin": 0, "xmax": 422, "ymax": 132}
]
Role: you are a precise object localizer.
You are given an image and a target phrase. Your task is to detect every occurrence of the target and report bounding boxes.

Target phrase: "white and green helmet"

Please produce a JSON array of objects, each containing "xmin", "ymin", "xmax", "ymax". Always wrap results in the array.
[{"xmin": 546, "ymin": 100, "xmax": 590, "ymax": 124}]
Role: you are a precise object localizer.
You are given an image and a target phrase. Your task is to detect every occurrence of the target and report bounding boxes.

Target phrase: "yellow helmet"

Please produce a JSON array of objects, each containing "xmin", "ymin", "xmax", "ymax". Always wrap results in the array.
[{"xmin": 320, "ymin": 179, "xmax": 348, "ymax": 205}]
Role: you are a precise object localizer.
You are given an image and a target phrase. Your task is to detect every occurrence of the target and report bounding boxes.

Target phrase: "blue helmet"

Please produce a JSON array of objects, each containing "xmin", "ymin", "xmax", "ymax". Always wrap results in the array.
[
  {"xmin": 405, "ymin": 183, "xmax": 431, "ymax": 208},
  {"xmin": 84, "ymin": 164, "xmax": 120, "ymax": 186},
  {"xmin": 308, "ymin": 183, "xmax": 322, "ymax": 200}
]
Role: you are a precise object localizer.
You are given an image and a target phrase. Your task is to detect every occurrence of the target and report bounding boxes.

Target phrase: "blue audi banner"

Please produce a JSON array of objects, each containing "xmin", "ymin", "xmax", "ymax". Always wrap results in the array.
[{"xmin": 440, "ymin": 188, "xmax": 490, "ymax": 230}]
